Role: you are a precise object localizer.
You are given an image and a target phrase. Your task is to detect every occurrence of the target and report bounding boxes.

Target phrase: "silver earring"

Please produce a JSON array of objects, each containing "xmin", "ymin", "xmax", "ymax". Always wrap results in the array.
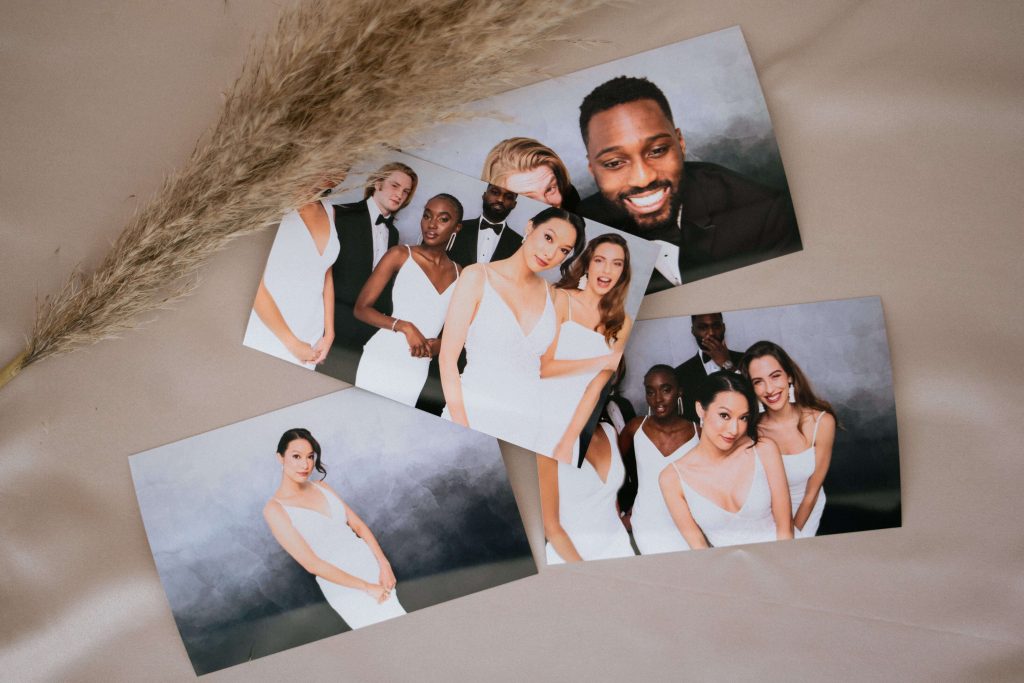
[
  {"xmin": 788, "ymin": 383, "xmax": 796, "ymax": 403},
  {"xmin": 758, "ymin": 401, "xmax": 765, "ymax": 413},
  {"xmin": 647, "ymin": 405, "xmax": 651, "ymax": 416},
  {"xmin": 677, "ymin": 397, "xmax": 684, "ymax": 415},
  {"xmin": 698, "ymin": 416, "xmax": 703, "ymax": 428},
  {"xmin": 578, "ymin": 272, "xmax": 588, "ymax": 290},
  {"xmin": 446, "ymin": 232, "xmax": 457, "ymax": 251}
]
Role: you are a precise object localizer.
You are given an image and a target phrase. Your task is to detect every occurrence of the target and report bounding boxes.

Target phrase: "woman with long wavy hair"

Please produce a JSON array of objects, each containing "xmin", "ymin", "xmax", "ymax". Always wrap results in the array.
[
  {"xmin": 536, "ymin": 232, "xmax": 633, "ymax": 463},
  {"xmin": 741, "ymin": 340, "xmax": 838, "ymax": 537}
]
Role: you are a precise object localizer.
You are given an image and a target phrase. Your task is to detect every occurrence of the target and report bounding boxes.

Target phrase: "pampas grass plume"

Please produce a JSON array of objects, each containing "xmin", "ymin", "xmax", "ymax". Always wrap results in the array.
[{"xmin": 1, "ymin": 0, "xmax": 610, "ymax": 390}]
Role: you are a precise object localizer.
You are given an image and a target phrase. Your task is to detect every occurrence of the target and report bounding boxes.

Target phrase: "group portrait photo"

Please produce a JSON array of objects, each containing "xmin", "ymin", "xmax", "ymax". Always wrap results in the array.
[
  {"xmin": 538, "ymin": 296, "xmax": 901, "ymax": 564},
  {"xmin": 242, "ymin": 152, "xmax": 658, "ymax": 462},
  {"xmin": 130, "ymin": 389, "xmax": 535, "ymax": 675},
  {"xmin": 409, "ymin": 25, "xmax": 802, "ymax": 294}
]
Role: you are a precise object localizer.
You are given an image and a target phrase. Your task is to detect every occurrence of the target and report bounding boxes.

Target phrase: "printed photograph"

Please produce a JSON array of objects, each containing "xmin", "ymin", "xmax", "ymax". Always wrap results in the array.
[
  {"xmin": 408, "ymin": 26, "xmax": 802, "ymax": 293},
  {"xmin": 539, "ymin": 297, "xmax": 901, "ymax": 563},
  {"xmin": 130, "ymin": 389, "xmax": 536, "ymax": 675},
  {"xmin": 242, "ymin": 152, "xmax": 657, "ymax": 462}
]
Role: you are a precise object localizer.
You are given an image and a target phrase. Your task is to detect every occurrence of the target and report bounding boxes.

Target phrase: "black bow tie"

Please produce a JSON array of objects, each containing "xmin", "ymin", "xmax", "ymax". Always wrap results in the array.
[
  {"xmin": 480, "ymin": 219, "xmax": 502, "ymax": 234},
  {"xmin": 701, "ymin": 352, "xmax": 716, "ymax": 364},
  {"xmin": 375, "ymin": 214, "xmax": 394, "ymax": 229}
]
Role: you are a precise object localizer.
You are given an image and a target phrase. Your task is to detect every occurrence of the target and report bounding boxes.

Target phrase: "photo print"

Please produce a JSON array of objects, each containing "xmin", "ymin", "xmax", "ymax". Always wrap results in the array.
[
  {"xmin": 540, "ymin": 296, "xmax": 901, "ymax": 564},
  {"xmin": 242, "ymin": 152, "xmax": 658, "ymax": 462},
  {"xmin": 130, "ymin": 389, "xmax": 535, "ymax": 675},
  {"xmin": 408, "ymin": 26, "xmax": 802, "ymax": 294}
]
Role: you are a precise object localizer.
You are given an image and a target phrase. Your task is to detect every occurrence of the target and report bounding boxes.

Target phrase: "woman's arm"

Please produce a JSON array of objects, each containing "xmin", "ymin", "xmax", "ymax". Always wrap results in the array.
[
  {"xmin": 263, "ymin": 500, "xmax": 388, "ymax": 601},
  {"xmin": 658, "ymin": 465, "xmax": 709, "ymax": 549},
  {"xmin": 331, "ymin": 489, "xmax": 397, "ymax": 591},
  {"xmin": 548, "ymin": 319, "xmax": 634, "ymax": 462},
  {"xmin": 439, "ymin": 265, "xmax": 485, "ymax": 426},
  {"xmin": 537, "ymin": 455, "xmax": 583, "ymax": 562},
  {"xmin": 794, "ymin": 412, "xmax": 835, "ymax": 531},
  {"xmin": 755, "ymin": 439, "xmax": 795, "ymax": 540},
  {"xmin": 312, "ymin": 267, "xmax": 335, "ymax": 364},
  {"xmin": 354, "ymin": 246, "xmax": 430, "ymax": 357},
  {"xmin": 253, "ymin": 278, "xmax": 317, "ymax": 364}
]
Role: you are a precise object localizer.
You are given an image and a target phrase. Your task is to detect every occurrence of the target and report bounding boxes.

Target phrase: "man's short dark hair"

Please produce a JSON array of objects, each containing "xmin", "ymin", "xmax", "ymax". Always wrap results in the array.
[{"xmin": 579, "ymin": 76, "xmax": 675, "ymax": 147}]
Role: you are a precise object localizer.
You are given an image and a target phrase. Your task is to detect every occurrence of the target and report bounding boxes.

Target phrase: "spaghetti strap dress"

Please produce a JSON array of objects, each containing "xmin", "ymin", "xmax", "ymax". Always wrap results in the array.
[
  {"xmin": 275, "ymin": 485, "xmax": 406, "ymax": 628},
  {"xmin": 631, "ymin": 417, "xmax": 698, "ymax": 554},
  {"xmin": 782, "ymin": 410, "xmax": 827, "ymax": 538},
  {"xmin": 355, "ymin": 246, "xmax": 458, "ymax": 406}
]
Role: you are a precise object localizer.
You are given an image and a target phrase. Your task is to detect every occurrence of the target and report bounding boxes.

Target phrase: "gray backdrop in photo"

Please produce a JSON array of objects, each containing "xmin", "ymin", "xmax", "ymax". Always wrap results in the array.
[
  {"xmin": 621, "ymin": 296, "xmax": 900, "ymax": 536},
  {"xmin": 130, "ymin": 389, "xmax": 534, "ymax": 675},
  {"xmin": 330, "ymin": 152, "xmax": 658, "ymax": 315},
  {"xmin": 407, "ymin": 26, "xmax": 787, "ymax": 198}
]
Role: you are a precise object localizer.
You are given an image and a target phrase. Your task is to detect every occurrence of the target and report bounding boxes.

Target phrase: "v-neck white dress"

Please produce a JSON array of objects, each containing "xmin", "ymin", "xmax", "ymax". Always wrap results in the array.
[
  {"xmin": 276, "ymin": 485, "xmax": 406, "ymax": 628},
  {"xmin": 631, "ymin": 417, "xmax": 698, "ymax": 555},
  {"xmin": 671, "ymin": 447, "xmax": 777, "ymax": 547},
  {"xmin": 356, "ymin": 246, "xmax": 458, "ymax": 406},
  {"xmin": 535, "ymin": 291, "xmax": 612, "ymax": 460},
  {"xmin": 782, "ymin": 411, "xmax": 828, "ymax": 538},
  {"xmin": 445, "ymin": 267, "xmax": 555, "ymax": 449},
  {"xmin": 546, "ymin": 423, "xmax": 635, "ymax": 564},
  {"xmin": 244, "ymin": 200, "xmax": 340, "ymax": 369}
]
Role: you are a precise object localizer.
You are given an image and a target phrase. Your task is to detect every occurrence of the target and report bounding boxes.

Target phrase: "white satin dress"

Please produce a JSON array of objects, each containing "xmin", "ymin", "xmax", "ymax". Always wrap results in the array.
[
  {"xmin": 535, "ymin": 292, "xmax": 611, "ymax": 460},
  {"xmin": 546, "ymin": 423, "xmax": 635, "ymax": 564},
  {"xmin": 630, "ymin": 417, "xmax": 698, "ymax": 555},
  {"xmin": 783, "ymin": 411, "xmax": 828, "ymax": 538},
  {"xmin": 244, "ymin": 200, "xmax": 340, "ymax": 369},
  {"xmin": 445, "ymin": 268, "xmax": 555, "ymax": 450},
  {"xmin": 355, "ymin": 246, "xmax": 458, "ymax": 406},
  {"xmin": 671, "ymin": 447, "xmax": 778, "ymax": 547},
  {"xmin": 276, "ymin": 485, "xmax": 406, "ymax": 628}
]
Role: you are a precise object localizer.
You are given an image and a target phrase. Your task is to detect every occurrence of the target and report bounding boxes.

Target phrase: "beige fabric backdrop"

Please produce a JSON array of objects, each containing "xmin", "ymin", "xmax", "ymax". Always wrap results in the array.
[{"xmin": 1, "ymin": 1, "xmax": 1021, "ymax": 680}]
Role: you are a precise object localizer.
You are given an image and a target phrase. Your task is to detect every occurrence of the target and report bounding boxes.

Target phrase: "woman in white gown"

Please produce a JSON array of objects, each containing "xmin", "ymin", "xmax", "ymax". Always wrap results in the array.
[
  {"xmin": 539, "ymin": 422, "xmax": 635, "ymax": 564},
  {"xmin": 439, "ymin": 207, "xmax": 585, "ymax": 449},
  {"xmin": 244, "ymin": 199, "xmax": 340, "ymax": 368},
  {"xmin": 263, "ymin": 428, "xmax": 406, "ymax": 628},
  {"xmin": 659, "ymin": 372, "xmax": 794, "ymax": 548},
  {"xmin": 741, "ymin": 341, "xmax": 837, "ymax": 538},
  {"xmin": 619, "ymin": 365, "xmax": 699, "ymax": 555},
  {"xmin": 537, "ymin": 233, "xmax": 633, "ymax": 463},
  {"xmin": 353, "ymin": 194, "xmax": 462, "ymax": 406}
]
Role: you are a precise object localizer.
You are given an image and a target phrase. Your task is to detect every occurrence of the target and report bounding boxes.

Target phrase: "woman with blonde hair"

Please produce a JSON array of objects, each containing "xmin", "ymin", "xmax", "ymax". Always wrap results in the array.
[{"xmin": 482, "ymin": 137, "xmax": 579, "ymax": 210}]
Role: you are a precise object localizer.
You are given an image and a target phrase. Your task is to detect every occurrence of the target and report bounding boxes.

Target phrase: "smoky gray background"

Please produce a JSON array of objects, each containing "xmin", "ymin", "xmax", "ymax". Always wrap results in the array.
[
  {"xmin": 326, "ymin": 152, "xmax": 657, "ymax": 315},
  {"xmin": 129, "ymin": 388, "xmax": 534, "ymax": 675},
  {"xmin": 621, "ymin": 296, "xmax": 900, "ymax": 535},
  {"xmin": 407, "ymin": 26, "xmax": 788, "ymax": 198}
]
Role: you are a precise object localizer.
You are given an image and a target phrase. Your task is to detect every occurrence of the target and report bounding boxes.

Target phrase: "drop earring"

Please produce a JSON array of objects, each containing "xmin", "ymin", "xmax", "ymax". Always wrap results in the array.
[
  {"xmin": 788, "ymin": 383, "xmax": 796, "ymax": 403},
  {"xmin": 758, "ymin": 401, "xmax": 765, "ymax": 413},
  {"xmin": 647, "ymin": 405, "xmax": 651, "ymax": 417},
  {"xmin": 677, "ymin": 396, "xmax": 684, "ymax": 415},
  {"xmin": 446, "ymin": 232, "xmax": 457, "ymax": 251},
  {"xmin": 578, "ymin": 272, "xmax": 588, "ymax": 290}
]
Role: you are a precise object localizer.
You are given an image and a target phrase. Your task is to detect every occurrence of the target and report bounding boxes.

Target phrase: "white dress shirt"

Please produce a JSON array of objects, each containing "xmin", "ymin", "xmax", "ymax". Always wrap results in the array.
[
  {"xmin": 477, "ymin": 219, "xmax": 506, "ymax": 264},
  {"xmin": 652, "ymin": 239, "xmax": 683, "ymax": 287},
  {"xmin": 366, "ymin": 197, "xmax": 391, "ymax": 269}
]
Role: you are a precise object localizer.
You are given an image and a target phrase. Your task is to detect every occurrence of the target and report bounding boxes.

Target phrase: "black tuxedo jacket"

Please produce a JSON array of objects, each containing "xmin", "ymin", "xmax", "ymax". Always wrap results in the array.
[
  {"xmin": 447, "ymin": 217, "xmax": 523, "ymax": 267},
  {"xmin": 577, "ymin": 161, "xmax": 801, "ymax": 293},
  {"xmin": 674, "ymin": 349, "xmax": 745, "ymax": 422},
  {"xmin": 320, "ymin": 200, "xmax": 398, "ymax": 381}
]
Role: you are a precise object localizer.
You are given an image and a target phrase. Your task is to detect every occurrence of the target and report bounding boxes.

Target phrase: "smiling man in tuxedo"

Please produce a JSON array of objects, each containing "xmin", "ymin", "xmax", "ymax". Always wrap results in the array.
[
  {"xmin": 319, "ymin": 161, "xmax": 418, "ymax": 381},
  {"xmin": 674, "ymin": 312, "xmax": 744, "ymax": 422},
  {"xmin": 446, "ymin": 183, "xmax": 523, "ymax": 267},
  {"xmin": 576, "ymin": 76, "xmax": 801, "ymax": 293}
]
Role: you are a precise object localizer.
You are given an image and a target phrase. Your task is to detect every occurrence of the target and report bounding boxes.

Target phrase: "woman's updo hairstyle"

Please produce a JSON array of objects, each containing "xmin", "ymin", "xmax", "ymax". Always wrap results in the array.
[{"xmin": 276, "ymin": 427, "xmax": 327, "ymax": 479}]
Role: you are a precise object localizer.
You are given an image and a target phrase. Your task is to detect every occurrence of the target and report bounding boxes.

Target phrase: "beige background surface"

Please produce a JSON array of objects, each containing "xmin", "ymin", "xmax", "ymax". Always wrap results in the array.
[{"xmin": 2, "ymin": 1, "xmax": 1022, "ymax": 680}]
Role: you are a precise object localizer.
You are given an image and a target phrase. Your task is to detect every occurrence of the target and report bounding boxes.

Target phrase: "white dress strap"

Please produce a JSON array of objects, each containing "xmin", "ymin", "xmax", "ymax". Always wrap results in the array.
[
  {"xmin": 565, "ymin": 290, "xmax": 574, "ymax": 322},
  {"xmin": 810, "ymin": 410, "xmax": 827, "ymax": 446},
  {"xmin": 405, "ymin": 244, "xmax": 413, "ymax": 257}
]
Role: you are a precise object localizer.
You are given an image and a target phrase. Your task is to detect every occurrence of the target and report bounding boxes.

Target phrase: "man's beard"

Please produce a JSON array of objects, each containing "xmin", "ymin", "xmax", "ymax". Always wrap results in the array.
[
  {"xmin": 482, "ymin": 201, "xmax": 512, "ymax": 223},
  {"xmin": 609, "ymin": 179, "xmax": 682, "ymax": 242}
]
